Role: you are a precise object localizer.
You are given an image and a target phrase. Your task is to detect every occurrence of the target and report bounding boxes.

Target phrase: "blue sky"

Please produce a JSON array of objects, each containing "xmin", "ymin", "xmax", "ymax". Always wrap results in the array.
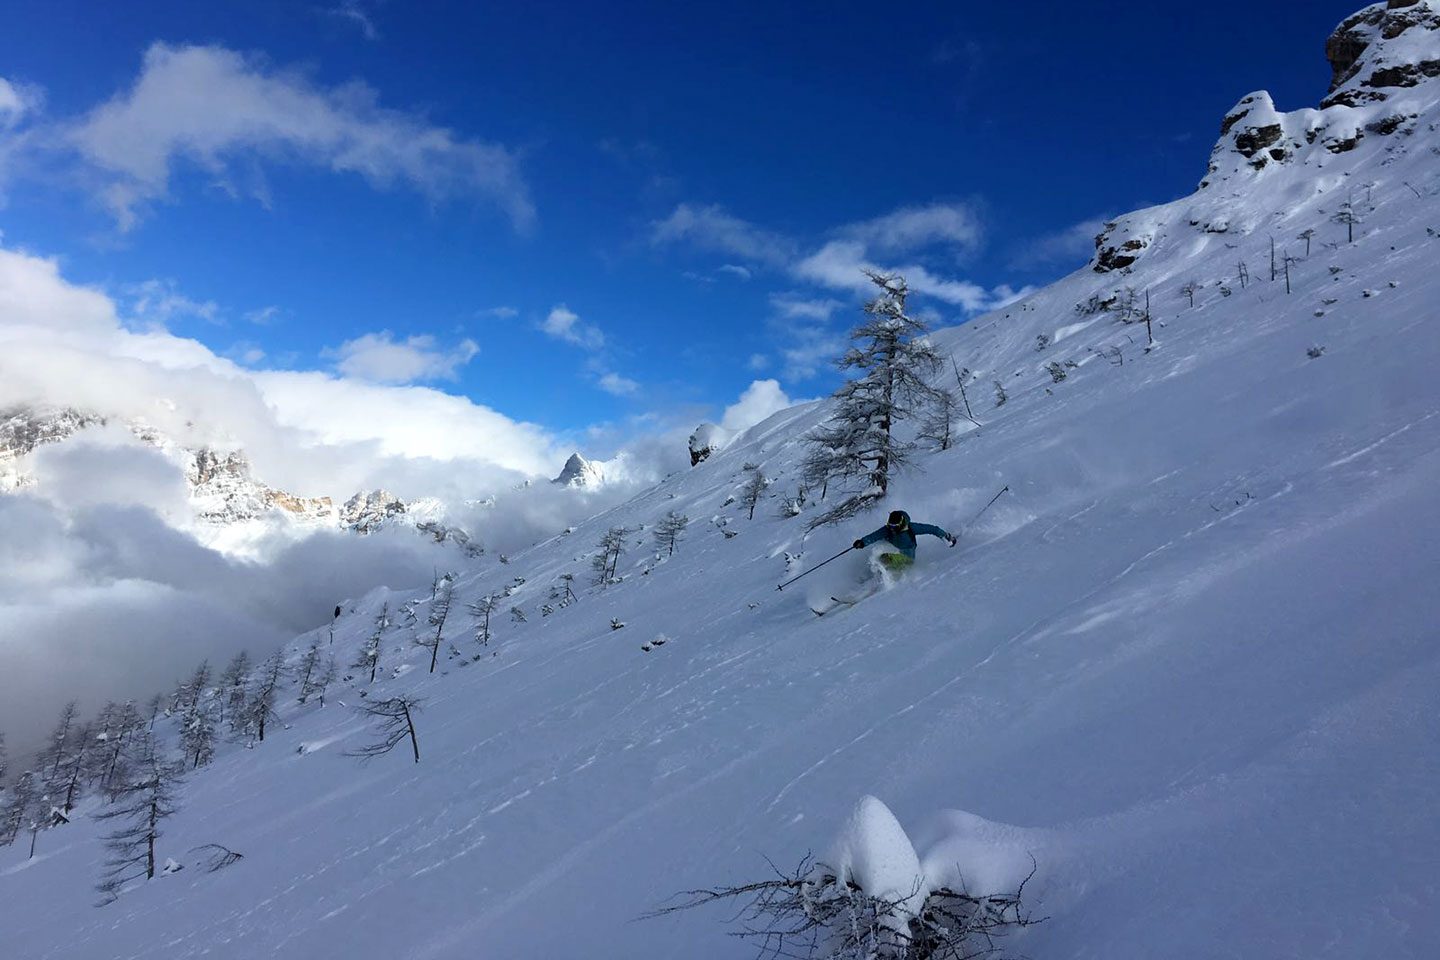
[{"xmin": 0, "ymin": 0, "xmax": 1361, "ymax": 450}]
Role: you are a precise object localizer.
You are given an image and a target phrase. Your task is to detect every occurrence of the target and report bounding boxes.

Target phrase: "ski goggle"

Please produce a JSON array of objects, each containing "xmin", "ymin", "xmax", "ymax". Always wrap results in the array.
[{"xmin": 887, "ymin": 520, "xmax": 908, "ymax": 531}]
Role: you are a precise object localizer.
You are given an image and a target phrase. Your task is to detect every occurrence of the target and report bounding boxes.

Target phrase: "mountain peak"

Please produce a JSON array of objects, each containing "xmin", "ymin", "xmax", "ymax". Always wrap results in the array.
[{"xmin": 552, "ymin": 452, "xmax": 605, "ymax": 487}]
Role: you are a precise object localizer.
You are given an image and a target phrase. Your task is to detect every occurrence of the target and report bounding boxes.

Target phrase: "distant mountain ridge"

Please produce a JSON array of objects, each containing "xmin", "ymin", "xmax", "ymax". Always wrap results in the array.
[{"xmin": 0, "ymin": 404, "xmax": 476, "ymax": 551}]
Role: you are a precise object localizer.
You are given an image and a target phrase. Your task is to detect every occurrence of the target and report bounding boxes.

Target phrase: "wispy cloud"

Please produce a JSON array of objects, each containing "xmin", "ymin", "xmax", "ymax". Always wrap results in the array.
[
  {"xmin": 0, "ymin": 76, "xmax": 41, "ymax": 127},
  {"xmin": 768, "ymin": 293, "xmax": 845, "ymax": 321},
  {"xmin": 597, "ymin": 371, "xmax": 638, "ymax": 396},
  {"xmin": 650, "ymin": 203, "xmax": 795, "ymax": 267},
  {"xmin": 717, "ymin": 263, "xmax": 752, "ymax": 281},
  {"xmin": 243, "ymin": 305, "xmax": 281, "ymax": 325},
  {"xmin": 62, "ymin": 43, "xmax": 533, "ymax": 232},
  {"xmin": 1010, "ymin": 214, "xmax": 1111, "ymax": 271},
  {"xmin": 478, "ymin": 305, "xmax": 519, "ymax": 319},
  {"xmin": 839, "ymin": 201, "xmax": 983, "ymax": 260},
  {"xmin": 541, "ymin": 304, "xmax": 605, "ymax": 351},
  {"xmin": 326, "ymin": 330, "xmax": 479, "ymax": 383},
  {"xmin": 124, "ymin": 278, "xmax": 221, "ymax": 327},
  {"xmin": 324, "ymin": 0, "xmax": 381, "ymax": 40},
  {"xmin": 792, "ymin": 240, "xmax": 1021, "ymax": 312}
]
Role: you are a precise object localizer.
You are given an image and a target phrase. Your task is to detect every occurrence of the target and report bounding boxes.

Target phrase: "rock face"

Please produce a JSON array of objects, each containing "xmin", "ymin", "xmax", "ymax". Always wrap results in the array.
[
  {"xmin": 1324, "ymin": 0, "xmax": 1440, "ymax": 106},
  {"xmin": 187, "ymin": 448, "xmax": 334, "ymax": 525},
  {"xmin": 552, "ymin": 453, "xmax": 605, "ymax": 488},
  {"xmin": 1090, "ymin": 0, "xmax": 1440, "ymax": 273},
  {"xmin": 688, "ymin": 423, "xmax": 732, "ymax": 466},
  {"xmin": 0, "ymin": 407, "xmax": 107, "ymax": 485},
  {"xmin": 0, "ymin": 402, "xmax": 475, "ymax": 552},
  {"xmin": 341, "ymin": 490, "xmax": 410, "ymax": 533}
]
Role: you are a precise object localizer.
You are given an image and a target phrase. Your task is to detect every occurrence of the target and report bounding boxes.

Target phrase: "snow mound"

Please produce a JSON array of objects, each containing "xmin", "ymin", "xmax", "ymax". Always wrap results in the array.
[{"xmin": 824, "ymin": 796, "xmax": 927, "ymax": 917}]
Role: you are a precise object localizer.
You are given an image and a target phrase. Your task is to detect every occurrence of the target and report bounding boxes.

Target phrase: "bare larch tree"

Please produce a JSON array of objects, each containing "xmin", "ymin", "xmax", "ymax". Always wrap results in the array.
[
  {"xmin": 347, "ymin": 695, "xmax": 424, "ymax": 764},
  {"xmin": 653, "ymin": 511, "xmax": 691, "ymax": 557},
  {"xmin": 95, "ymin": 729, "xmax": 182, "ymax": 904}
]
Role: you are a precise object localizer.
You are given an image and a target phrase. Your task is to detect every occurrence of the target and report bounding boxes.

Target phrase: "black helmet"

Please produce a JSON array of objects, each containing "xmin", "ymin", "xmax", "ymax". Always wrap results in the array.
[{"xmin": 887, "ymin": 510, "xmax": 910, "ymax": 529}]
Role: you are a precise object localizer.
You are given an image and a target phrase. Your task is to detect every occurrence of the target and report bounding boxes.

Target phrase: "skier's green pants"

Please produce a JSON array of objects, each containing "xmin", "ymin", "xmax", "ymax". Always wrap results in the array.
[{"xmin": 877, "ymin": 553, "xmax": 913, "ymax": 571}]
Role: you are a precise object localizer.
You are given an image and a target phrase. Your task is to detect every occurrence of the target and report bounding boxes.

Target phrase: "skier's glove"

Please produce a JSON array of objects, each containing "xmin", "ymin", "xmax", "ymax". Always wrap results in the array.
[
  {"xmin": 852, "ymin": 539, "xmax": 865, "ymax": 550},
  {"xmin": 947, "ymin": 535, "xmax": 958, "ymax": 547}
]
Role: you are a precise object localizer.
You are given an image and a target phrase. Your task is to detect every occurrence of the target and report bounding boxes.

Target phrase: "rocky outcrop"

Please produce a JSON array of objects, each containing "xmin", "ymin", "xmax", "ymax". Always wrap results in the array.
[
  {"xmin": 1322, "ymin": 0, "xmax": 1440, "ymax": 107},
  {"xmin": 341, "ymin": 490, "xmax": 409, "ymax": 533},
  {"xmin": 0, "ymin": 406, "xmax": 106, "ymax": 464},
  {"xmin": 688, "ymin": 423, "xmax": 732, "ymax": 466},
  {"xmin": 187, "ymin": 447, "xmax": 333, "ymax": 524}
]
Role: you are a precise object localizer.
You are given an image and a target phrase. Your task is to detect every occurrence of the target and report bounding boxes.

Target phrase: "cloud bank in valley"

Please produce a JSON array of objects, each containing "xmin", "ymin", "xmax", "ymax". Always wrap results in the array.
[{"xmin": 0, "ymin": 241, "xmax": 804, "ymax": 759}]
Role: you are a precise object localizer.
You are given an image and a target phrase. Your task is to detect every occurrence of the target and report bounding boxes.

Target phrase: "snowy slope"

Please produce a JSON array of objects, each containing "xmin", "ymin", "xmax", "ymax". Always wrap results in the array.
[{"xmin": 5, "ymin": 5, "xmax": 1440, "ymax": 958}]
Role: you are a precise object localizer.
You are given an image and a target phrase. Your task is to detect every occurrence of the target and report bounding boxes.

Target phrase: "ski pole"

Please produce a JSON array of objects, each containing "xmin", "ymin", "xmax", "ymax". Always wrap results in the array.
[
  {"xmin": 966, "ymin": 485, "xmax": 1010, "ymax": 528},
  {"xmin": 776, "ymin": 545, "xmax": 855, "ymax": 591}
]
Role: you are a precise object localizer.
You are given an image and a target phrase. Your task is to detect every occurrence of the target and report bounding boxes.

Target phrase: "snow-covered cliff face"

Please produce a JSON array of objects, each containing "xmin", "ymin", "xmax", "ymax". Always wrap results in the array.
[
  {"xmin": 1092, "ymin": 0, "xmax": 1439, "ymax": 274},
  {"xmin": 0, "ymin": 406, "xmax": 106, "ymax": 490},
  {"xmin": 0, "ymin": 404, "xmax": 479, "ymax": 550},
  {"xmin": 551, "ymin": 452, "xmax": 606, "ymax": 487},
  {"xmin": 187, "ymin": 448, "xmax": 335, "ymax": 526}
]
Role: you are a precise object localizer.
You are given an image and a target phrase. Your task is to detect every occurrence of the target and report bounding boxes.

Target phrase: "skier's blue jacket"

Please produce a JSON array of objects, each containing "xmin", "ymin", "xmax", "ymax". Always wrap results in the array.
[{"xmin": 856, "ymin": 512, "xmax": 953, "ymax": 559}]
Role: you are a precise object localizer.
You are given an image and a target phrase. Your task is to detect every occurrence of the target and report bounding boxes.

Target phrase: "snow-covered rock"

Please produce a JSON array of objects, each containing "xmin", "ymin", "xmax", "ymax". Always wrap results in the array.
[
  {"xmin": 551, "ymin": 452, "xmax": 605, "ymax": 488},
  {"xmin": 687, "ymin": 422, "xmax": 732, "ymax": 466},
  {"xmin": 340, "ymin": 489, "xmax": 410, "ymax": 533},
  {"xmin": 187, "ymin": 447, "xmax": 334, "ymax": 526}
]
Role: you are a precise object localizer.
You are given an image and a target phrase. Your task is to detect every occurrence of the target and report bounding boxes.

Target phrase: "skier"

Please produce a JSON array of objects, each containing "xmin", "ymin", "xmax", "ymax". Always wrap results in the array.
[{"xmin": 853, "ymin": 510, "xmax": 956, "ymax": 570}]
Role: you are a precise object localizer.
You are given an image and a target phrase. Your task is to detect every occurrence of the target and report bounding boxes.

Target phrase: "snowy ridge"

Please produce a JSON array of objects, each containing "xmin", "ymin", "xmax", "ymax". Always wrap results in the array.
[{"xmin": 4, "ymin": 9, "xmax": 1440, "ymax": 959}]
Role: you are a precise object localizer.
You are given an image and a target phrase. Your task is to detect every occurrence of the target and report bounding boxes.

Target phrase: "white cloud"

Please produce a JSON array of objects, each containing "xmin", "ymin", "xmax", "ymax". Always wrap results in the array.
[
  {"xmin": 1012, "ymin": 214, "xmax": 1111, "ymax": 270},
  {"xmin": 125, "ymin": 278, "xmax": 220, "ymax": 326},
  {"xmin": 244, "ymin": 305, "xmax": 281, "ymax": 325},
  {"xmin": 748, "ymin": 353, "xmax": 770, "ymax": 371},
  {"xmin": 541, "ymin": 304, "xmax": 605, "ymax": 351},
  {"xmin": 792, "ymin": 240, "xmax": 1018, "ymax": 313},
  {"xmin": 841, "ymin": 202, "xmax": 983, "ymax": 258},
  {"xmin": 720, "ymin": 379, "xmax": 795, "ymax": 433},
  {"xmin": 64, "ymin": 43, "xmax": 533, "ymax": 232},
  {"xmin": 0, "ymin": 76, "xmax": 41, "ymax": 127},
  {"xmin": 781, "ymin": 326, "xmax": 849, "ymax": 381},
  {"xmin": 650, "ymin": 203, "xmax": 795, "ymax": 267},
  {"xmin": 0, "ymin": 241, "xmax": 567, "ymax": 497},
  {"xmin": 479, "ymin": 305, "xmax": 518, "ymax": 319},
  {"xmin": 769, "ymin": 293, "xmax": 845, "ymax": 321},
  {"xmin": 327, "ymin": 330, "xmax": 479, "ymax": 383},
  {"xmin": 598, "ymin": 372, "xmax": 639, "ymax": 396},
  {"xmin": 227, "ymin": 341, "xmax": 267, "ymax": 365},
  {"xmin": 325, "ymin": 0, "xmax": 380, "ymax": 40},
  {"xmin": 717, "ymin": 263, "xmax": 752, "ymax": 281}
]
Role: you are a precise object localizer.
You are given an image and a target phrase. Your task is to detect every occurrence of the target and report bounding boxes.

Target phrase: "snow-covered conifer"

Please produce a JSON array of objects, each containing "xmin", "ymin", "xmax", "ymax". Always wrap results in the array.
[
  {"xmin": 2, "ymin": 770, "xmax": 42, "ymax": 854},
  {"xmin": 802, "ymin": 272, "xmax": 943, "ymax": 526},
  {"xmin": 217, "ymin": 652, "xmax": 252, "ymax": 724},
  {"xmin": 181, "ymin": 697, "xmax": 216, "ymax": 770},
  {"xmin": 243, "ymin": 653, "xmax": 285, "ymax": 743},
  {"xmin": 37, "ymin": 701, "xmax": 79, "ymax": 781},
  {"xmin": 917, "ymin": 388, "xmax": 959, "ymax": 451},
  {"xmin": 91, "ymin": 701, "xmax": 144, "ymax": 797},
  {"xmin": 739, "ymin": 468, "xmax": 768, "ymax": 520}
]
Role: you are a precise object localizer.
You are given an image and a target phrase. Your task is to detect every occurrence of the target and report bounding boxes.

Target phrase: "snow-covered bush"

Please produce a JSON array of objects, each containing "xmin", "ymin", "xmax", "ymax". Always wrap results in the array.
[{"xmin": 650, "ymin": 796, "xmax": 1039, "ymax": 960}]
